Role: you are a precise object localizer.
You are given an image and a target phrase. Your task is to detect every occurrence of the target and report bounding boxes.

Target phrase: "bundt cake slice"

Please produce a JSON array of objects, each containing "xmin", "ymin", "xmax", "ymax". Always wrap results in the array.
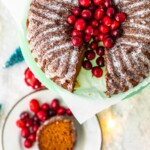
[
  {"xmin": 27, "ymin": 0, "xmax": 86, "ymax": 92},
  {"xmin": 105, "ymin": 0, "xmax": 150, "ymax": 96},
  {"xmin": 37, "ymin": 116, "xmax": 76, "ymax": 150}
]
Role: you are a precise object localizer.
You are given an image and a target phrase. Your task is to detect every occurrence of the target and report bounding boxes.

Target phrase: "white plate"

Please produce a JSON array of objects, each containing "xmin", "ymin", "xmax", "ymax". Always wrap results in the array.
[{"xmin": 2, "ymin": 89, "xmax": 102, "ymax": 150}]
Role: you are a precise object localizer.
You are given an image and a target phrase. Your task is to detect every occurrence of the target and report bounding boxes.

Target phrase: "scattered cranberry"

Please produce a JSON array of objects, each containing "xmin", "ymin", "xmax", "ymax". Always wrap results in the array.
[
  {"xmin": 96, "ymin": 57, "xmax": 105, "ymax": 67},
  {"xmin": 85, "ymin": 25, "xmax": 94, "ymax": 35},
  {"xmin": 20, "ymin": 111, "xmax": 30, "ymax": 120},
  {"xmin": 25, "ymin": 118, "xmax": 33, "ymax": 128},
  {"xmin": 41, "ymin": 103, "xmax": 50, "ymax": 111},
  {"xmin": 92, "ymin": 67, "xmax": 103, "ymax": 78},
  {"xmin": 73, "ymin": 7, "xmax": 81, "ymax": 16},
  {"xmin": 37, "ymin": 110, "xmax": 47, "ymax": 122},
  {"xmin": 99, "ymin": 25, "xmax": 109, "ymax": 34},
  {"xmin": 57, "ymin": 107, "xmax": 66, "ymax": 115},
  {"xmin": 84, "ymin": 35, "xmax": 92, "ymax": 42},
  {"xmin": 93, "ymin": 28, "xmax": 99, "ymax": 36},
  {"xmin": 31, "ymin": 124, "xmax": 39, "ymax": 133},
  {"xmin": 102, "ymin": 16, "xmax": 112, "ymax": 26},
  {"xmin": 68, "ymin": 15, "xmax": 76, "ymax": 25},
  {"xmin": 85, "ymin": 50, "xmax": 96, "ymax": 60},
  {"xmin": 21, "ymin": 127, "xmax": 30, "ymax": 138},
  {"xmin": 50, "ymin": 99, "xmax": 60, "ymax": 110},
  {"xmin": 72, "ymin": 30, "xmax": 83, "ymax": 37},
  {"xmin": 28, "ymin": 133, "xmax": 36, "ymax": 142},
  {"xmin": 48, "ymin": 109, "xmax": 57, "ymax": 117},
  {"xmin": 96, "ymin": 47, "xmax": 105, "ymax": 56},
  {"xmin": 72, "ymin": 37, "xmax": 83, "ymax": 47},
  {"xmin": 110, "ymin": 20, "xmax": 120, "ymax": 30},
  {"xmin": 16, "ymin": 119, "xmax": 25, "ymax": 128},
  {"xmin": 104, "ymin": 0, "xmax": 113, "ymax": 8},
  {"xmin": 103, "ymin": 38, "xmax": 114, "ymax": 48},
  {"xmin": 75, "ymin": 18, "xmax": 86, "ymax": 31},
  {"xmin": 24, "ymin": 139, "xmax": 33, "ymax": 148},
  {"xmin": 93, "ymin": 0, "xmax": 103, "ymax": 5},
  {"xmin": 32, "ymin": 115, "xmax": 39, "ymax": 122},
  {"xmin": 82, "ymin": 60, "xmax": 92, "ymax": 70},
  {"xmin": 30, "ymin": 99, "xmax": 40, "ymax": 113},
  {"xmin": 106, "ymin": 7, "xmax": 116, "ymax": 17},
  {"xmin": 111, "ymin": 29, "xmax": 122, "ymax": 38},
  {"xmin": 115, "ymin": 12, "xmax": 126, "ymax": 23},
  {"xmin": 66, "ymin": 109, "xmax": 73, "ymax": 116},
  {"xmin": 81, "ymin": 9, "xmax": 92, "ymax": 19},
  {"xmin": 90, "ymin": 42, "xmax": 98, "ymax": 50},
  {"xmin": 79, "ymin": 0, "xmax": 91, "ymax": 7},
  {"xmin": 94, "ymin": 8, "xmax": 104, "ymax": 20},
  {"xmin": 90, "ymin": 19, "xmax": 99, "ymax": 28}
]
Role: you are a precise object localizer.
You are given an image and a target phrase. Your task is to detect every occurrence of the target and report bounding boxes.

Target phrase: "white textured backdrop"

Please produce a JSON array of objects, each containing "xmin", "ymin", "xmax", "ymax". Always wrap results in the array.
[{"xmin": 0, "ymin": 1, "xmax": 150, "ymax": 150}]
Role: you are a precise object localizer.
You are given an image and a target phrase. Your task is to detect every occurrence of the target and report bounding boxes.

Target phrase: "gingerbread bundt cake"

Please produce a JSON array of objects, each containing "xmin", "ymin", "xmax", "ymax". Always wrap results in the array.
[
  {"xmin": 27, "ymin": 0, "xmax": 150, "ymax": 96},
  {"xmin": 105, "ymin": 0, "xmax": 150, "ymax": 95},
  {"xmin": 37, "ymin": 116, "xmax": 76, "ymax": 150}
]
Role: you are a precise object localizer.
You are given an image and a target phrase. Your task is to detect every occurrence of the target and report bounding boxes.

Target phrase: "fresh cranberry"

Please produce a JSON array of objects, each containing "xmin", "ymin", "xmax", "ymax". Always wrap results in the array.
[
  {"xmin": 85, "ymin": 25, "xmax": 94, "ymax": 35},
  {"xmin": 85, "ymin": 50, "xmax": 96, "ymax": 60},
  {"xmin": 96, "ymin": 57, "xmax": 105, "ymax": 67},
  {"xmin": 32, "ymin": 115, "xmax": 39, "ymax": 122},
  {"xmin": 89, "ymin": 3, "xmax": 96, "ymax": 11},
  {"xmin": 93, "ymin": 28, "xmax": 99, "ymax": 36},
  {"xmin": 96, "ymin": 47, "xmax": 105, "ymax": 56},
  {"xmin": 110, "ymin": 20, "xmax": 120, "ymax": 30},
  {"xmin": 50, "ymin": 99, "xmax": 60, "ymax": 110},
  {"xmin": 111, "ymin": 29, "xmax": 122, "ymax": 38},
  {"xmin": 21, "ymin": 127, "xmax": 30, "ymax": 138},
  {"xmin": 41, "ymin": 103, "xmax": 50, "ymax": 111},
  {"xmin": 72, "ymin": 30, "xmax": 83, "ymax": 37},
  {"xmin": 84, "ymin": 35, "xmax": 92, "ymax": 42},
  {"xmin": 16, "ymin": 119, "xmax": 25, "ymax": 128},
  {"xmin": 37, "ymin": 110, "xmax": 47, "ymax": 122},
  {"xmin": 24, "ymin": 139, "xmax": 33, "ymax": 148},
  {"xmin": 115, "ymin": 12, "xmax": 126, "ymax": 23},
  {"xmin": 48, "ymin": 109, "xmax": 57, "ymax": 117},
  {"xmin": 104, "ymin": 0, "xmax": 113, "ymax": 8},
  {"xmin": 20, "ymin": 111, "xmax": 30, "ymax": 120},
  {"xmin": 92, "ymin": 67, "xmax": 103, "ymax": 78},
  {"xmin": 79, "ymin": 0, "xmax": 91, "ymax": 7},
  {"xmin": 68, "ymin": 15, "xmax": 76, "ymax": 25},
  {"xmin": 94, "ymin": 36, "xmax": 99, "ymax": 42},
  {"xmin": 66, "ymin": 109, "xmax": 73, "ymax": 116},
  {"xmin": 82, "ymin": 60, "xmax": 92, "ymax": 70},
  {"xmin": 75, "ymin": 18, "xmax": 86, "ymax": 31},
  {"xmin": 90, "ymin": 20, "xmax": 99, "ymax": 28},
  {"xmin": 97, "ymin": 33, "xmax": 110, "ymax": 41},
  {"xmin": 99, "ymin": 25, "xmax": 109, "ymax": 34},
  {"xmin": 25, "ymin": 118, "xmax": 33, "ymax": 128},
  {"xmin": 72, "ymin": 37, "xmax": 83, "ymax": 47},
  {"xmin": 73, "ymin": 7, "xmax": 81, "ymax": 16},
  {"xmin": 106, "ymin": 7, "xmax": 116, "ymax": 17},
  {"xmin": 102, "ymin": 16, "xmax": 112, "ymax": 26},
  {"xmin": 90, "ymin": 42, "xmax": 98, "ymax": 50},
  {"xmin": 93, "ymin": 0, "xmax": 103, "ymax": 5},
  {"xmin": 103, "ymin": 38, "xmax": 114, "ymax": 48},
  {"xmin": 57, "ymin": 107, "xmax": 66, "ymax": 115},
  {"xmin": 31, "ymin": 124, "xmax": 39, "ymax": 133},
  {"xmin": 28, "ymin": 133, "xmax": 36, "ymax": 142},
  {"xmin": 81, "ymin": 9, "xmax": 92, "ymax": 19},
  {"xmin": 94, "ymin": 8, "xmax": 104, "ymax": 20},
  {"xmin": 30, "ymin": 99, "xmax": 40, "ymax": 113}
]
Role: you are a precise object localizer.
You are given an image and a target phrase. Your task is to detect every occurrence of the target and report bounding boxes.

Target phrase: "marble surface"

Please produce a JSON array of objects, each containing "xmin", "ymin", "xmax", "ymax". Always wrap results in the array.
[{"xmin": 0, "ymin": 1, "xmax": 150, "ymax": 150}]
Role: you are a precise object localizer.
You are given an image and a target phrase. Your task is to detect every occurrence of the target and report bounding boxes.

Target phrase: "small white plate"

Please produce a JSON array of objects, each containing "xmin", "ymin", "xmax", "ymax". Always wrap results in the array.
[{"xmin": 2, "ymin": 89, "xmax": 102, "ymax": 150}]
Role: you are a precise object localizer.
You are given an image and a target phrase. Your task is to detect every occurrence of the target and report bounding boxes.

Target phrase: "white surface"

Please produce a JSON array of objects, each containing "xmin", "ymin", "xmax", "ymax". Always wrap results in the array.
[
  {"xmin": 1, "ymin": 1, "xmax": 150, "ymax": 150},
  {"xmin": 2, "ymin": 90, "xmax": 101, "ymax": 150}
]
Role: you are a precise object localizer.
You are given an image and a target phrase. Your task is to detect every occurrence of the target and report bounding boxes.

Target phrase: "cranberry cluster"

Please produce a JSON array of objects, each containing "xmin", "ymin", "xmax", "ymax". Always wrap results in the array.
[
  {"xmin": 24, "ymin": 68, "xmax": 45, "ymax": 90},
  {"xmin": 16, "ymin": 99, "xmax": 72, "ymax": 148},
  {"xmin": 68, "ymin": 0, "xmax": 126, "ymax": 78}
]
